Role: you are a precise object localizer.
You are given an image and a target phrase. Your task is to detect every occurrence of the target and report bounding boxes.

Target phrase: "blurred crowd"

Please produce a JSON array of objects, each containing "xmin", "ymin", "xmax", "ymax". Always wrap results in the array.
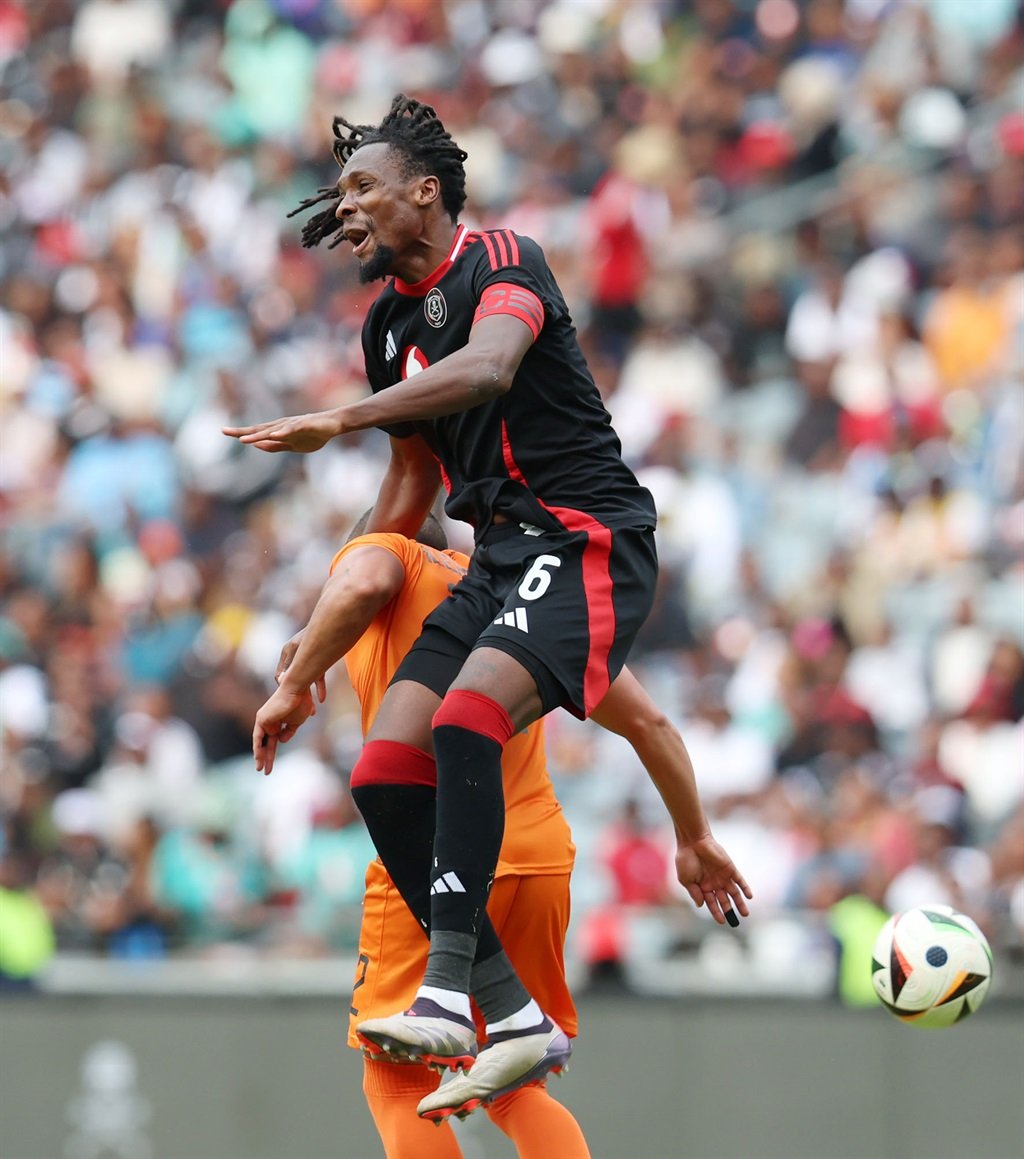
[{"xmin": 1, "ymin": 0, "xmax": 1022, "ymax": 998}]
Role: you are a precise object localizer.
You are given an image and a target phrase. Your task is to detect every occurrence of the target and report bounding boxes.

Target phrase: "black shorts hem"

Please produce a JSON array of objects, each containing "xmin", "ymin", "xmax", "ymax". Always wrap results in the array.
[
  {"xmin": 390, "ymin": 625, "xmax": 469, "ymax": 700},
  {"xmin": 472, "ymin": 633, "xmax": 570, "ymax": 717}
]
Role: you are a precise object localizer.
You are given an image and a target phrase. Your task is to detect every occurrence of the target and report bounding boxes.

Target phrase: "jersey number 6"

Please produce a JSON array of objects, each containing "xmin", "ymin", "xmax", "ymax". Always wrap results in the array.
[{"xmin": 518, "ymin": 554, "xmax": 561, "ymax": 601}]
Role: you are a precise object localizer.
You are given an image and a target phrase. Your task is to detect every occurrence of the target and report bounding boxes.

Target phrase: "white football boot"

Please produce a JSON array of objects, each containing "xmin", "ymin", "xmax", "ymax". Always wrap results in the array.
[
  {"xmin": 416, "ymin": 1017, "xmax": 572, "ymax": 1122},
  {"xmin": 357, "ymin": 997, "xmax": 478, "ymax": 1071}
]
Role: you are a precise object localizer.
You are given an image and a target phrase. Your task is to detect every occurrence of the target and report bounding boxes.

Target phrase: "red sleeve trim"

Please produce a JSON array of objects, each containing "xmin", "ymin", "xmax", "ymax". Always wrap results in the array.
[
  {"xmin": 479, "ymin": 229, "xmax": 522, "ymax": 270},
  {"xmin": 499, "ymin": 230, "xmax": 520, "ymax": 264},
  {"xmin": 473, "ymin": 281, "xmax": 544, "ymax": 339},
  {"xmin": 479, "ymin": 232, "xmax": 500, "ymax": 270},
  {"xmin": 490, "ymin": 231, "xmax": 510, "ymax": 266}
]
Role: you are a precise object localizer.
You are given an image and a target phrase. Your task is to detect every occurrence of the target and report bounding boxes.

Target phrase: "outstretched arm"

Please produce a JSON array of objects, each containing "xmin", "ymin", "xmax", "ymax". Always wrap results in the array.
[
  {"xmin": 591, "ymin": 667, "xmax": 752, "ymax": 925},
  {"xmin": 254, "ymin": 544, "xmax": 405, "ymax": 774},
  {"xmin": 223, "ymin": 314, "xmax": 534, "ymax": 452}
]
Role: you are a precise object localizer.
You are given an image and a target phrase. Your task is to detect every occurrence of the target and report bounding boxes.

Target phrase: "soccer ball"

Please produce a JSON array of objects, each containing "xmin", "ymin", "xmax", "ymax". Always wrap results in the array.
[{"xmin": 871, "ymin": 904, "xmax": 993, "ymax": 1027}]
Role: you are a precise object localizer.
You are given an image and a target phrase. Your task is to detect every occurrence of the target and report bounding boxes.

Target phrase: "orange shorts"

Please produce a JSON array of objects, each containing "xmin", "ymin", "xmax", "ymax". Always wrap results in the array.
[{"xmin": 347, "ymin": 860, "xmax": 578, "ymax": 1048}]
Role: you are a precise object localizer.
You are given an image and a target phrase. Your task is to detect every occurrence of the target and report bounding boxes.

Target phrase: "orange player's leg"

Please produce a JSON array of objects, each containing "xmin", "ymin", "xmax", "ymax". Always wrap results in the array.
[
  {"xmin": 362, "ymin": 1056, "xmax": 463, "ymax": 1159},
  {"xmin": 487, "ymin": 875, "xmax": 586, "ymax": 1154},
  {"xmin": 486, "ymin": 1081, "xmax": 592, "ymax": 1159},
  {"xmin": 485, "ymin": 874, "xmax": 578, "ymax": 1039},
  {"xmin": 353, "ymin": 862, "xmax": 458, "ymax": 1156},
  {"xmin": 348, "ymin": 860, "xmax": 426, "ymax": 1050}
]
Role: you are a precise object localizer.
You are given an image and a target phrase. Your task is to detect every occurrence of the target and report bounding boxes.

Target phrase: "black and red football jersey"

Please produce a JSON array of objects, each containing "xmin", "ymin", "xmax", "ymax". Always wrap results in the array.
[{"xmin": 360, "ymin": 225, "xmax": 657, "ymax": 537}]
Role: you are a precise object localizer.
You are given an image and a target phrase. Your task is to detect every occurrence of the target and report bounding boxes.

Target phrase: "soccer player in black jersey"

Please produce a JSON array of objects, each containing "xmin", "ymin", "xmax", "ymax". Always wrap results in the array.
[{"xmin": 225, "ymin": 95, "xmax": 743, "ymax": 1120}]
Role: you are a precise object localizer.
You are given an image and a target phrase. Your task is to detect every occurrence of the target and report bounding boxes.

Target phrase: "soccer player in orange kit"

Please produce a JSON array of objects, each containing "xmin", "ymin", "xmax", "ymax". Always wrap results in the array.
[{"xmin": 253, "ymin": 516, "xmax": 751, "ymax": 1156}]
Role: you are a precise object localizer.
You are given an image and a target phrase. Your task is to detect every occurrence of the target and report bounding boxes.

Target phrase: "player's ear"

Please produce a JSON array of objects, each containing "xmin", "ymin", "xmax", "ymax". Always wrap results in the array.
[{"xmin": 415, "ymin": 175, "xmax": 441, "ymax": 208}]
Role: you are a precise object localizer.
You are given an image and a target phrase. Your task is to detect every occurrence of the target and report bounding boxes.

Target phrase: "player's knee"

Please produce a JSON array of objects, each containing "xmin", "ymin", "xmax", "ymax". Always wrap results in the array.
[
  {"xmin": 433, "ymin": 689, "xmax": 516, "ymax": 745},
  {"xmin": 350, "ymin": 739, "xmax": 437, "ymax": 789}
]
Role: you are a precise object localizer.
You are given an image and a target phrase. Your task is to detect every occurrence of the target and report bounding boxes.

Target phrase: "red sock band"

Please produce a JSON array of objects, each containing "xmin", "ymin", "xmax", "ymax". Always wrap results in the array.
[
  {"xmin": 432, "ymin": 689, "xmax": 516, "ymax": 746},
  {"xmin": 350, "ymin": 739, "xmax": 437, "ymax": 789}
]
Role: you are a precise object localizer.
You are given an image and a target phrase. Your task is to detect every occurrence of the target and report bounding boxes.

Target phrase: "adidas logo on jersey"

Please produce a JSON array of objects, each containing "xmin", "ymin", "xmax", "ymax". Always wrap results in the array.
[
  {"xmin": 430, "ymin": 871, "xmax": 466, "ymax": 895},
  {"xmin": 493, "ymin": 608, "xmax": 529, "ymax": 632},
  {"xmin": 385, "ymin": 329, "xmax": 396, "ymax": 361}
]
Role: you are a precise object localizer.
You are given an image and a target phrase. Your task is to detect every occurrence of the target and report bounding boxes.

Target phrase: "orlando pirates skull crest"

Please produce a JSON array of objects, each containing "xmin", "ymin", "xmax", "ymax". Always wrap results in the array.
[{"xmin": 424, "ymin": 288, "xmax": 447, "ymax": 328}]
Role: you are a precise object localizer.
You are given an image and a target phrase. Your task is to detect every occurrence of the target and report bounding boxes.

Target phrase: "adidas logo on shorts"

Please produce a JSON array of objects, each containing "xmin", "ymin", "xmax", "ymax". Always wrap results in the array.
[{"xmin": 493, "ymin": 608, "xmax": 529, "ymax": 632}]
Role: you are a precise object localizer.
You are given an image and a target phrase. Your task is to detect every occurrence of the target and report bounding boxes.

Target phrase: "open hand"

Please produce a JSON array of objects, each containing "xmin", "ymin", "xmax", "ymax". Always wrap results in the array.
[
  {"xmin": 253, "ymin": 685, "xmax": 318, "ymax": 775},
  {"xmin": 675, "ymin": 833, "xmax": 753, "ymax": 926},
  {"xmin": 224, "ymin": 410, "xmax": 342, "ymax": 453}
]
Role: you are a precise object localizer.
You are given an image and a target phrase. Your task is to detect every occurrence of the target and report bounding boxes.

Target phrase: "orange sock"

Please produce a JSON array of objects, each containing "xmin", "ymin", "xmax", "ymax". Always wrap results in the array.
[
  {"xmin": 485, "ymin": 1080, "xmax": 591, "ymax": 1159},
  {"xmin": 362, "ymin": 1056, "xmax": 463, "ymax": 1159}
]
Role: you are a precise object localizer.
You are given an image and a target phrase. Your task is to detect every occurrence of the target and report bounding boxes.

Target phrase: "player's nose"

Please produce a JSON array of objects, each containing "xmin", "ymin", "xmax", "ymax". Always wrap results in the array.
[{"xmin": 335, "ymin": 193, "xmax": 356, "ymax": 220}]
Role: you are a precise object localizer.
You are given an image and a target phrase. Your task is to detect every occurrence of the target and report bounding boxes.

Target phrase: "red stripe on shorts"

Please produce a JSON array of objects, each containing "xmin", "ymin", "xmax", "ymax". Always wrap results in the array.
[{"xmin": 500, "ymin": 421, "xmax": 617, "ymax": 715}]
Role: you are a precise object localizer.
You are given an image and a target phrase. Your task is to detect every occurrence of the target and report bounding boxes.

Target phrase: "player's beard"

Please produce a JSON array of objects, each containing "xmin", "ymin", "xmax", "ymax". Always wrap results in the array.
[{"xmin": 358, "ymin": 243, "xmax": 397, "ymax": 284}]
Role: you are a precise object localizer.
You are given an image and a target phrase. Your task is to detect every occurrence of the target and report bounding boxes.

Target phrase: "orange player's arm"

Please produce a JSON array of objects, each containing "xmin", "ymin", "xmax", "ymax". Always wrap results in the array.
[
  {"xmin": 591, "ymin": 667, "xmax": 752, "ymax": 925},
  {"xmin": 253, "ymin": 543, "xmax": 405, "ymax": 774},
  {"xmin": 364, "ymin": 433, "xmax": 442, "ymax": 540}
]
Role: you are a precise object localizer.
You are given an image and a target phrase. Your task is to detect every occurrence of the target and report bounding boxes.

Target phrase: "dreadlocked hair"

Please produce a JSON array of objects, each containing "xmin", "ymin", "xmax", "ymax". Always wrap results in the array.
[{"xmin": 287, "ymin": 94, "xmax": 469, "ymax": 249}]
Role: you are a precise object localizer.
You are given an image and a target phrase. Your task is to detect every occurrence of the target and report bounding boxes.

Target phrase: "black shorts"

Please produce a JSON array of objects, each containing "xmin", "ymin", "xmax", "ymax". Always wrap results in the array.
[{"xmin": 391, "ymin": 520, "xmax": 658, "ymax": 719}]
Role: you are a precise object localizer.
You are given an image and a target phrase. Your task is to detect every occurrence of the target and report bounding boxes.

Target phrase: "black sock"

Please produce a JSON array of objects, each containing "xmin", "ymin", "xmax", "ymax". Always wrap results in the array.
[
  {"xmin": 350, "ymin": 780, "xmax": 530, "ymax": 1021},
  {"xmin": 424, "ymin": 722, "xmax": 506, "ymax": 999},
  {"xmin": 350, "ymin": 782, "xmax": 435, "ymax": 935}
]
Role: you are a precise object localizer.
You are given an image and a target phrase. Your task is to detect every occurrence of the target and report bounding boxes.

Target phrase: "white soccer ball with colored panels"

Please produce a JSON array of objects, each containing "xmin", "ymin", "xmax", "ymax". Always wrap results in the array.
[{"xmin": 871, "ymin": 904, "xmax": 993, "ymax": 1027}]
